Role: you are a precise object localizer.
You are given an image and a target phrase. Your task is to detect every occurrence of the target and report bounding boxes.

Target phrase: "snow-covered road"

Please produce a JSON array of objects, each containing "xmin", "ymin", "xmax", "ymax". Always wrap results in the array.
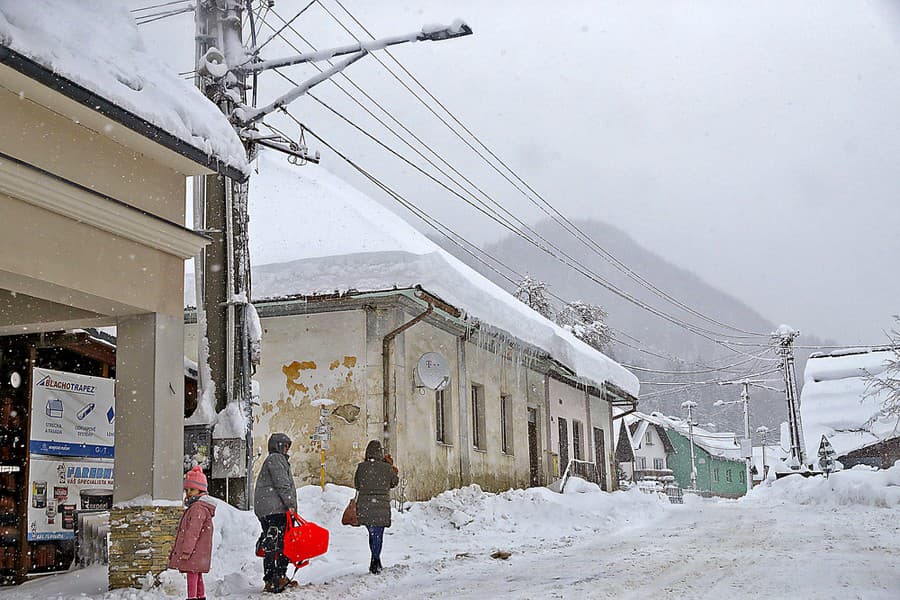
[
  {"xmin": 4, "ymin": 467, "xmax": 899, "ymax": 600},
  {"xmin": 285, "ymin": 499, "xmax": 900, "ymax": 600}
]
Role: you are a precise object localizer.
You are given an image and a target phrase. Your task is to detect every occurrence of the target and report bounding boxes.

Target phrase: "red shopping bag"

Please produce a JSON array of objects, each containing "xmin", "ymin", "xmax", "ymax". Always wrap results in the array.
[{"xmin": 282, "ymin": 509, "xmax": 329, "ymax": 569}]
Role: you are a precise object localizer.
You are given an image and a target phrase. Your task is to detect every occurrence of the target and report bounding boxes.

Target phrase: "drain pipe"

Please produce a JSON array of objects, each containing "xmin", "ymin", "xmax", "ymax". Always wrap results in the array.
[{"xmin": 382, "ymin": 303, "xmax": 434, "ymax": 453}]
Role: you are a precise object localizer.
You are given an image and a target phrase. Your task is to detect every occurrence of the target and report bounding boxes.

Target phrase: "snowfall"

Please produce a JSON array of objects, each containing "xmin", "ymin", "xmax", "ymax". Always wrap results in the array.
[{"xmin": 5, "ymin": 465, "xmax": 899, "ymax": 600}]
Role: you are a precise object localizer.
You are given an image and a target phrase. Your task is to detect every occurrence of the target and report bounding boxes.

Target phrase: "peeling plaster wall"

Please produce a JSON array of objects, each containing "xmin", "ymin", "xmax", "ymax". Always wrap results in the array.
[
  {"xmin": 393, "ymin": 314, "xmax": 462, "ymax": 500},
  {"xmin": 459, "ymin": 336, "xmax": 532, "ymax": 495}
]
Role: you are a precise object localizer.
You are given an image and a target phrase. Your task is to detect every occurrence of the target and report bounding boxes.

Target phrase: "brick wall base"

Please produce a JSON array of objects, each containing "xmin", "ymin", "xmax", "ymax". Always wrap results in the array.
[{"xmin": 108, "ymin": 505, "xmax": 182, "ymax": 590}]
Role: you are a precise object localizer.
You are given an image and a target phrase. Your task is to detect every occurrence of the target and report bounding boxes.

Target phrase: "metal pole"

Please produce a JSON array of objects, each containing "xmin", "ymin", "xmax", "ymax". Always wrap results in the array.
[
  {"xmin": 683, "ymin": 401, "xmax": 698, "ymax": 490},
  {"xmin": 741, "ymin": 382, "xmax": 752, "ymax": 494}
]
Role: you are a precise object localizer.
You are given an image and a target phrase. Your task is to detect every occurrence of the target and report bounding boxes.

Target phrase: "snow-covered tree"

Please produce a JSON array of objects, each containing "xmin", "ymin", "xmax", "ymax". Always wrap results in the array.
[
  {"xmin": 865, "ymin": 316, "xmax": 900, "ymax": 419},
  {"xmin": 513, "ymin": 275, "xmax": 554, "ymax": 320},
  {"xmin": 556, "ymin": 300, "xmax": 612, "ymax": 351}
]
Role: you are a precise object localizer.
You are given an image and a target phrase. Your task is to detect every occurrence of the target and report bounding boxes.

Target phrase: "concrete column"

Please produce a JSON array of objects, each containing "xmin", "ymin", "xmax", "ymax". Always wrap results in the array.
[
  {"xmin": 109, "ymin": 312, "xmax": 186, "ymax": 589},
  {"xmin": 113, "ymin": 312, "xmax": 186, "ymax": 502},
  {"xmin": 456, "ymin": 336, "xmax": 470, "ymax": 486}
]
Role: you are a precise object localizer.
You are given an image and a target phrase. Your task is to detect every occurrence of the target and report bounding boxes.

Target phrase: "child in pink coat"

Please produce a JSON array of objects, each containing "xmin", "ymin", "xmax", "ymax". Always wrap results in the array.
[{"xmin": 169, "ymin": 466, "xmax": 217, "ymax": 600}]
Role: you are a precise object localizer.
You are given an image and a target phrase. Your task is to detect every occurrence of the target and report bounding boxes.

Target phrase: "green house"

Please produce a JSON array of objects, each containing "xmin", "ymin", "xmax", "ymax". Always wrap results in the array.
[{"xmin": 665, "ymin": 428, "xmax": 747, "ymax": 498}]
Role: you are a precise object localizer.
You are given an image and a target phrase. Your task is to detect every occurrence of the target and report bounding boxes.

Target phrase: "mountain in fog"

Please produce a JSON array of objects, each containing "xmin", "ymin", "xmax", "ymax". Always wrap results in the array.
[{"xmin": 429, "ymin": 219, "xmax": 834, "ymax": 437}]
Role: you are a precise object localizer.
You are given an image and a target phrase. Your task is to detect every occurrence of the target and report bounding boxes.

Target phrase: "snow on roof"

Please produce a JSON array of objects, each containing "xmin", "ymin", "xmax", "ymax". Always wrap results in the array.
[
  {"xmin": 197, "ymin": 151, "xmax": 638, "ymax": 396},
  {"xmin": 0, "ymin": 1, "xmax": 249, "ymax": 176},
  {"xmin": 800, "ymin": 349, "xmax": 896, "ymax": 459},
  {"xmin": 633, "ymin": 411, "xmax": 743, "ymax": 460}
]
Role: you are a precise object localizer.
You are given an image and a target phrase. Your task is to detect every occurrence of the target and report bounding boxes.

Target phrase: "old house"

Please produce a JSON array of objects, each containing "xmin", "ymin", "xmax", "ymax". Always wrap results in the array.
[
  {"xmin": 615, "ymin": 413, "xmax": 676, "ymax": 484},
  {"xmin": 184, "ymin": 152, "xmax": 638, "ymax": 501},
  {"xmin": 0, "ymin": 3, "xmax": 247, "ymax": 588},
  {"xmin": 801, "ymin": 347, "xmax": 899, "ymax": 470}
]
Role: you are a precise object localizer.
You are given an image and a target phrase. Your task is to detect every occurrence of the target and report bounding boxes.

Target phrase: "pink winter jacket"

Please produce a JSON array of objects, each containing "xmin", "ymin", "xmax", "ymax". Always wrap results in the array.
[{"xmin": 168, "ymin": 496, "xmax": 216, "ymax": 573}]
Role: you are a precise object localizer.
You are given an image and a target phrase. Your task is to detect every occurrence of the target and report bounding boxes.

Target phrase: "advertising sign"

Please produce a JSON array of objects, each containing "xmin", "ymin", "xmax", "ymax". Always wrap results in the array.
[
  {"xmin": 30, "ymin": 368, "xmax": 115, "ymax": 458},
  {"xmin": 27, "ymin": 457, "xmax": 114, "ymax": 541}
]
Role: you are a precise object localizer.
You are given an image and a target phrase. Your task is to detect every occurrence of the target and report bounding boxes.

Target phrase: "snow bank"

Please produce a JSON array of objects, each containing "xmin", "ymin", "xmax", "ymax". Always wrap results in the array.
[
  {"xmin": 188, "ymin": 151, "xmax": 638, "ymax": 396},
  {"xmin": 746, "ymin": 462, "xmax": 900, "ymax": 509},
  {"xmin": 0, "ymin": 1, "xmax": 249, "ymax": 176}
]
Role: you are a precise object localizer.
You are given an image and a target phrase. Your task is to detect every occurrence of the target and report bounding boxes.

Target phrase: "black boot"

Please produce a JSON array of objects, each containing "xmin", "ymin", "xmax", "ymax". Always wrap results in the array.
[{"xmin": 372, "ymin": 558, "xmax": 383, "ymax": 574}]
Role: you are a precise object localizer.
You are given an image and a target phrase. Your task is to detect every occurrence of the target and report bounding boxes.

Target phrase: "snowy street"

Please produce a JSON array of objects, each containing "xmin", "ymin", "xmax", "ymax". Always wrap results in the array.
[{"xmin": 5, "ymin": 466, "xmax": 900, "ymax": 600}]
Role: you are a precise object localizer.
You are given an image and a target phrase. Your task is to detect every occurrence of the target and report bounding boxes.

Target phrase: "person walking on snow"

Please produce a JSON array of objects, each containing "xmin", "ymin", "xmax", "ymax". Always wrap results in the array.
[
  {"xmin": 168, "ymin": 465, "xmax": 216, "ymax": 600},
  {"xmin": 254, "ymin": 432, "xmax": 298, "ymax": 593},
  {"xmin": 354, "ymin": 440, "xmax": 399, "ymax": 574}
]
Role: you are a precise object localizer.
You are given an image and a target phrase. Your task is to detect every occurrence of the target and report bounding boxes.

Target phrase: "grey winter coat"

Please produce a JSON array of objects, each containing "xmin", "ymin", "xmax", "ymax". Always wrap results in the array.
[
  {"xmin": 254, "ymin": 433, "xmax": 298, "ymax": 518},
  {"xmin": 354, "ymin": 440, "xmax": 399, "ymax": 527}
]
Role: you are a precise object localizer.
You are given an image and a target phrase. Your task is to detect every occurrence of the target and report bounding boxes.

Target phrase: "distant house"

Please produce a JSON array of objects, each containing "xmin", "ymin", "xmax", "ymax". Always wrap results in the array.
[
  {"xmin": 619, "ymin": 412, "xmax": 747, "ymax": 498},
  {"xmin": 801, "ymin": 348, "xmax": 899, "ymax": 469},
  {"xmin": 184, "ymin": 152, "xmax": 639, "ymax": 501},
  {"xmin": 615, "ymin": 413, "xmax": 676, "ymax": 484}
]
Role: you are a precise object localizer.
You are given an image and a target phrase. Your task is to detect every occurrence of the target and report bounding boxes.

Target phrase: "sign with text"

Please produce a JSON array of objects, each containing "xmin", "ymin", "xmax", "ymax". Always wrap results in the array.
[
  {"xmin": 30, "ymin": 368, "xmax": 115, "ymax": 458},
  {"xmin": 27, "ymin": 457, "xmax": 114, "ymax": 541}
]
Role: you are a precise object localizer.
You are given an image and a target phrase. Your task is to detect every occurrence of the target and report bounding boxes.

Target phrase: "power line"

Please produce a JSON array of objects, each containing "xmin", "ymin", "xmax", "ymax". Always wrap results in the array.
[
  {"xmin": 254, "ymin": 5, "xmax": 778, "ymax": 360},
  {"xmin": 318, "ymin": 0, "xmax": 769, "ymax": 340},
  {"xmin": 131, "ymin": 0, "xmax": 190, "ymax": 12},
  {"xmin": 135, "ymin": 5, "xmax": 195, "ymax": 25}
]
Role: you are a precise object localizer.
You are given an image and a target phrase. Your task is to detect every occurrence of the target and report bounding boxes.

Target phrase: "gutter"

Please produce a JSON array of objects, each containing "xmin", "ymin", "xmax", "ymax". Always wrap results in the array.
[
  {"xmin": 382, "ymin": 303, "xmax": 434, "ymax": 453},
  {"xmin": 0, "ymin": 45, "xmax": 248, "ymax": 182}
]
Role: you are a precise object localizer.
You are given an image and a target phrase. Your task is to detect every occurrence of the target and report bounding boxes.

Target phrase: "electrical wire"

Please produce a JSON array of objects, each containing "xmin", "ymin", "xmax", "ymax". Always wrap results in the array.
[
  {"xmin": 318, "ymin": 0, "xmax": 769, "ymax": 339},
  {"xmin": 135, "ymin": 5, "xmax": 195, "ymax": 25},
  {"xmin": 253, "ymin": 6, "xmax": 790, "ymax": 362},
  {"xmin": 131, "ymin": 0, "xmax": 191, "ymax": 12}
]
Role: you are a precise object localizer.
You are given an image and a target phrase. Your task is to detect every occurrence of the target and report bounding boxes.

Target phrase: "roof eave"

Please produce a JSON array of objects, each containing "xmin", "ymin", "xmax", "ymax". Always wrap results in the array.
[{"xmin": 0, "ymin": 44, "xmax": 248, "ymax": 182}]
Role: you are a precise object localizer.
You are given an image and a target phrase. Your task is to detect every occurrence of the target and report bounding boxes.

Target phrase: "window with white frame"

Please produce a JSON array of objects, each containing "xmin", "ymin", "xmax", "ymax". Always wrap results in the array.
[{"xmin": 653, "ymin": 457, "xmax": 664, "ymax": 470}]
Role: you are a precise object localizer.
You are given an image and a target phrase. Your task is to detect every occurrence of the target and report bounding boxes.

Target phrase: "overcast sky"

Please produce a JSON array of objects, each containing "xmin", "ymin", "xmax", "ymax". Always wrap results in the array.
[{"xmin": 134, "ymin": 0, "xmax": 900, "ymax": 344}]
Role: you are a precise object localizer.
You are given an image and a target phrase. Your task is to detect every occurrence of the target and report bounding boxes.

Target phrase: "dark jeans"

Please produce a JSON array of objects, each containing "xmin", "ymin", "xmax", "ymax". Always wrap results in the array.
[
  {"xmin": 258, "ymin": 513, "xmax": 290, "ymax": 583},
  {"xmin": 367, "ymin": 525, "xmax": 385, "ymax": 561}
]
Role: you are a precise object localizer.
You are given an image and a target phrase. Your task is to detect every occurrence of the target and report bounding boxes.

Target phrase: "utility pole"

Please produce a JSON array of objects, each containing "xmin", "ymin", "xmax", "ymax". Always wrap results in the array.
[
  {"xmin": 682, "ymin": 400, "xmax": 698, "ymax": 490},
  {"xmin": 194, "ymin": 0, "xmax": 254, "ymax": 508},
  {"xmin": 714, "ymin": 381, "xmax": 753, "ymax": 495},
  {"xmin": 773, "ymin": 326, "xmax": 806, "ymax": 468},
  {"xmin": 756, "ymin": 426, "xmax": 769, "ymax": 481},
  {"xmin": 190, "ymin": 2, "xmax": 471, "ymax": 509}
]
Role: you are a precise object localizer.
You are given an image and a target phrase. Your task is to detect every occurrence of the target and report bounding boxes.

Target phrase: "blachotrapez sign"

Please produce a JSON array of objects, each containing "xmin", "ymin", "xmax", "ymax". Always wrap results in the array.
[{"xmin": 30, "ymin": 367, "xmax": 115, "ymax": 458}]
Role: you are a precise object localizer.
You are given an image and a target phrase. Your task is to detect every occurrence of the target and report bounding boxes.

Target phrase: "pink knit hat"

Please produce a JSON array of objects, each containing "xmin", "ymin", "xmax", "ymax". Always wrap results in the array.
[{"xmin": 183, "ymin": 465, "xmax": 208, "ymax": 492}]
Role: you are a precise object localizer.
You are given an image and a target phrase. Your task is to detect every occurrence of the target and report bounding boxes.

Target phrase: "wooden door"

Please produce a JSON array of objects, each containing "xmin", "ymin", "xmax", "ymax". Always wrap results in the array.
[
  {"xmin": 593, "ymin": 427, "xmax": 607, "ymax": 489},
  {"xmin": 558, "ymin": 418, "xmax": 569, "ymax": 476},
  {"xmin": 527, "ymin": 408, "xmax": 540, "ymax": 487}
]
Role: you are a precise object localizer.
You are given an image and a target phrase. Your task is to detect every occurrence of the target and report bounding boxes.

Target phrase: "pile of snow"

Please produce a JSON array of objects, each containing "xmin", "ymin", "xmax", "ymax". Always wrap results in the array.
[
  {"xmin": 800, "ymin": 349, "xmax": 897, "ymax": 460},
  {"xmin": 9, "ymin": 483, "xmax": 671, "ymax": 599},
  {"xmin": 746, "ymin": 462, "xmax": 900, "ymax": 509},
  {"xmin": 0, "ymin": 1, "xmax": 248, "ymax": 175},
  {"xmin": 187, "ymin": 151, "xmax": 638, "ymax": 396}
]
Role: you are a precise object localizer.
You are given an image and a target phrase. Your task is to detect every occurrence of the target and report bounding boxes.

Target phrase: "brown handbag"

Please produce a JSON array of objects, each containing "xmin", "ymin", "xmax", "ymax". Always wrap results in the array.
[{"xmin": 341, "ymin": 494, "xmax": 359, "ymax": 527}]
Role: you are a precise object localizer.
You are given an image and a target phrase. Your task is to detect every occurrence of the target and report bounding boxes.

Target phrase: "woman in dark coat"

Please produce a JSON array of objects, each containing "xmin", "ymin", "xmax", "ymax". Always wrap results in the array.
[{"xmin": 354, "ymin": 440, "xmax": 399, "ymax": 574}]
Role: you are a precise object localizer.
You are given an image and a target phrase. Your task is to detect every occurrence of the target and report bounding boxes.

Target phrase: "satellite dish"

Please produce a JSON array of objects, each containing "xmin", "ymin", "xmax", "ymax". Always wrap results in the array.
[{"xmin": 416, "ymin": 353, "xmax": 451, "ymax": 391}]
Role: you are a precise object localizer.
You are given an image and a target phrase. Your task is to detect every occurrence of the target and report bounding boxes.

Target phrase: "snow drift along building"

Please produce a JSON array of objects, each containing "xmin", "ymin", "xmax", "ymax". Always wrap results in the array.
[{"xmin": 185, "ymin": 152, "xmax": 639, "ymax": 500}]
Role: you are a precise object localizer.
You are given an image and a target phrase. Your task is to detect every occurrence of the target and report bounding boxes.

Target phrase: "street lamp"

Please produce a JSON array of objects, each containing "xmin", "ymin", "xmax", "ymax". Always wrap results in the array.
[
  {"xmin": 756, "ymin": 426, "xmax": 770, "ymax": 482},
  {"xmin": 681, "ymin": 400, "xmax": 698, "ymax": 491}
]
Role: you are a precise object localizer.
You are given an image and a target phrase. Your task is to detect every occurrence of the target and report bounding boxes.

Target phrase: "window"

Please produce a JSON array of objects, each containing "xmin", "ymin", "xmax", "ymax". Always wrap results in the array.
[
  {"xmin": 653, "ymin": 457, "xmax": 664, "ymax": 470},
  {"xmin": 645, "ymin": 430, "xmax": 654, "ymax": 446},
  {"xmin": 739, "ymin": 470, "xmax": 745, "ymax": 483},
  {"xmin": 435, "ymin": 389, "xmax": 451, "ymax": 444},
  {"xmin": 572, "ymin": 420, "xmax": 584, "ymax": 461},
  {"xmin": 500, "ymin": 394, "xmax": 513, "ymax": 454},
  {"xmin": 713, "ymin": 468, "xmax": 720, "ymax": 482},
  {"xmin": 472, "ymin": 384, "xmax": 486, "ymax": 450},
  {"xmin": 726, "ymin": 469, "xmax": 733, "ymax": 483},
  {"xmin": 637, "ymin": 456, "xmax": 647, "ymax": 470}
]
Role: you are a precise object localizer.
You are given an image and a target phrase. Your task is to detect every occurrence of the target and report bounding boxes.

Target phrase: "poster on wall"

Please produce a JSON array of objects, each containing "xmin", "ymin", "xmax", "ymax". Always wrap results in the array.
[
  {"xmin": 30, "ymin": 367, "xmax": 115, "ymax": 458},
  {"xmin": 27, "ymin": 457, "xmax": 114, "ymax": 541}
]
